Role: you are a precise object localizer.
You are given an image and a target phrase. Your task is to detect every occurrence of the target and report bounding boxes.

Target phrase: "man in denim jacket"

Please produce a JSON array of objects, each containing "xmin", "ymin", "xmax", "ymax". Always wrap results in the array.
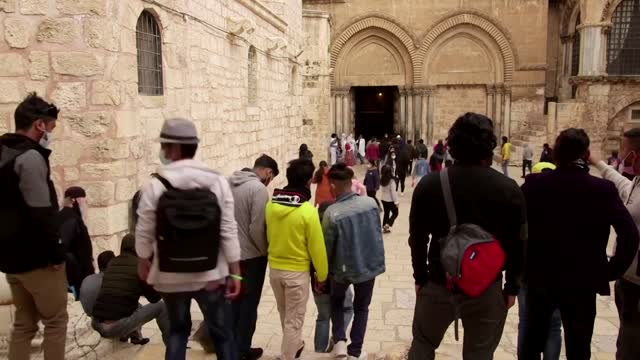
[{"xmin": 322, "ymin": 163, "xmax": 386, "ymax": 360}]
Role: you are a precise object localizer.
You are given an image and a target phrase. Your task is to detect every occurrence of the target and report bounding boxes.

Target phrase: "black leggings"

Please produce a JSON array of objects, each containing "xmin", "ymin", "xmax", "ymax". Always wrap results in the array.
[
  {"xmin": 396, "ymin": 174, "xmax": 406, "ymax": 193},
  {"xmin": 382, "ymin": 201, "xmax": 399, "ymax": 227},
  {"xmin": 367, "ymin": 190, "xmax": 381, "ymax": 208}
]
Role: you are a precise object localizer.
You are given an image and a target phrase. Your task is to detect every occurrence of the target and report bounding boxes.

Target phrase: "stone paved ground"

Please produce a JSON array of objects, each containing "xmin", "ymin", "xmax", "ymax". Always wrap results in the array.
[{"xmin": 100, "ymin": 164, "xmax": 621, "ymax": 360}]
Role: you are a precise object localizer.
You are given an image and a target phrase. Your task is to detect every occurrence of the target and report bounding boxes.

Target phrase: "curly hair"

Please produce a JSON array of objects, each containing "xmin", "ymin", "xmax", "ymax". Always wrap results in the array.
[{"xmin": 447, "ymin": 112, "xmax": 497, "ymax": 163}]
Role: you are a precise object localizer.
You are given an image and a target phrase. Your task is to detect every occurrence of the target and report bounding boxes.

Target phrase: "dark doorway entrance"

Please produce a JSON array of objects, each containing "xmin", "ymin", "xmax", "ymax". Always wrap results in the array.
[{"xmin": 354, "ymin": 86, "xmax": 396, "ymax": 141}]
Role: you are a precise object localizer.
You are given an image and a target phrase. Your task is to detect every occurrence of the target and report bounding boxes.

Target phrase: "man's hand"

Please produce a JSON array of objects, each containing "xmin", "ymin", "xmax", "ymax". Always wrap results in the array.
[
  {"xmin": 589, "ymin": 153, "xmax": 601, "ymax": 166},
  {"xmin": 138, "ymin": 258, "xmax": 151, "ymax": 282},
  {"xmin": 314, "ymin": 280, "xmax": 326, "ymax": 293},
  {"xmin": 225, "ymin": 277, "xmax": 241, "ymax": 300},
  {"xmin": 504, "ymin": 292, "xmax": 516, "ymax": 310},
  {"xmin": 415, "ymin": 284, "xmax": 422, "ymax": 295}
]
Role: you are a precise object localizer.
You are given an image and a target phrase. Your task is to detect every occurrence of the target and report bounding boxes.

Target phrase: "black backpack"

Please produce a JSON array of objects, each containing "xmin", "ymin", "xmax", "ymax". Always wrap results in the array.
[{"xmin": 152, "ymin": 174, "xmax": 221, "ymax": 273}]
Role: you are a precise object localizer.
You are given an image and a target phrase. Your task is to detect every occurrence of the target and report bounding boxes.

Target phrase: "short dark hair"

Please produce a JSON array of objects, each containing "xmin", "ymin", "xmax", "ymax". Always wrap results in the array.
[
  {"xmin": 286, "ymin": 158, "xmax": 315, "ymax": 187},
  {"xmin": 623, "ymin": 128, "xmax": 640, "ymax": 152},
  {"xmin": 447, "ymin": 112, "xmax": 497, "ymax": 163},
  {"xmin": 553, "ymin": 128, "xmax": 590, "ymax": 166},
  {"xmin": 419, "ymin": 139, "xmax": 424, "ymax": 144},
  {"xmin": 502, "ymin": 136, "xmax": 508, "ymax": 143},
  {"xmin": 14, "ymin": 92, "xmax": 59, "ymax": 131},
  {"xmin": 328, "ymin": 163, "xmax": 354, "ymax": 181},
  {"xmin": 254, "ymin": 154, "xmax": 279, "ymax": 176},
  {"xmin": 97, "ymin": 250, "xmax": 115, "ymax": 272},
  {"xmin": 407, "ymin": 140, "xmax": 412, "ymax": 144}
]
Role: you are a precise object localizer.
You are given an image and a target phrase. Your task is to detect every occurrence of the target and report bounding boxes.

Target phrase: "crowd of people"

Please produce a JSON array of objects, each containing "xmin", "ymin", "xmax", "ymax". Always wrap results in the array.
[{"xmin": 0, "ymin": 93, "xmax": 639, "ymax": 360}]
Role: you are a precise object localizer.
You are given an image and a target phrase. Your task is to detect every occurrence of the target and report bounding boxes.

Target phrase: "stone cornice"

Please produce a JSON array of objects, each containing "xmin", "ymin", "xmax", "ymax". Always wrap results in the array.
[
  {"xmin": 236, "ymin": 0, "xmax": 288, "ymax": 33},
  {"xmin": 570, "ymin": 75, "xmax": 640, "ymax": 85},
  {"xmin": 576, "ymin": 22, "xmax": 612, "ymax": 31},
  {"xmin": 302, "ymin": 9, "xmax": 330, "ymax": 19},
  {"xmin": 518, "ymin": 63, "xmax": 547, "ymax": 71}
]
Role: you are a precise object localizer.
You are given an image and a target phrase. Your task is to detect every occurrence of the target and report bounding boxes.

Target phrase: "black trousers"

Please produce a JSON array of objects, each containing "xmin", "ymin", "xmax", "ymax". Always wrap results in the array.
[
  {"xmin": 615, "ymin": 279, "xmax": 640, "ymax": 360},
  {"xmin": 521, "ymin": 287, "xmax": 596, "ymax": 360},
  {"xmin": 396, "ymin": 173, "xmax": 406, "ymax": 193},
  {"xmin": 366, "ymin": 190, "xmax": 380, "ymax": 208},
  {"xmin": 522, "ymin": 160, "xmax": 533, "ymax": 177},
  {"xmin": 381, "ymin": 201, "xmax": 398, "ymax": 227},
  {"xmin": 408, "ymin": 160, "xmax": 414, "ymax": 175}
]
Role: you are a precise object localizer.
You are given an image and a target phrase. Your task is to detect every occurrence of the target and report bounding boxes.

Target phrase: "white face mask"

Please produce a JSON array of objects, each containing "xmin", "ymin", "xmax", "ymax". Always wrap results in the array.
[
  {"xmin": 39, "ymin": 132, "xmax": 53, "ymax": 148},
  {"xmin": 159, "ymin": 150, "xmax": 172, "ymax": 165}
]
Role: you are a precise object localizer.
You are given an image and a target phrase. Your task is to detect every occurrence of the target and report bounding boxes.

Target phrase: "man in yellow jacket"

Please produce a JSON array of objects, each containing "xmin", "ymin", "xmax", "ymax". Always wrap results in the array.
[
  {"xmin": 266, "ymin": 158, "xmax": 328, "ymax": 360},
  {"xmin": 501, "ymin": 136, "xmax": 512, "ymax": 176}
]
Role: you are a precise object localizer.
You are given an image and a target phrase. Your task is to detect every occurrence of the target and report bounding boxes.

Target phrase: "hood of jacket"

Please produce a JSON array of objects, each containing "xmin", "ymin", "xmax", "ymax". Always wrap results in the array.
[
  {"xmin": 0, "ymin": 133, "xmax": 49, "ymax": 169},
  {"xmin": 120, "ymin": 233, "xmax": 136, "ymax": 255},
  {"xmin": 155, "ymin": 159, "xmax": 226, "ymax": 189},
  {"xmin": 269, "ymin": 186, "xmax": 311, "ymax": 217},
  {"xmin": 229, "ymin": 170, "xmax": 261, "ymax": 188}
]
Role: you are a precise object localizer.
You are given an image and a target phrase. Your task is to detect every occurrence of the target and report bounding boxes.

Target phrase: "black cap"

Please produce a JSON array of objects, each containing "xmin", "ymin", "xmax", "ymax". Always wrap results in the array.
[{"xmin": 64, "ymin": 186, "xmax": 86, "ymax": 199}]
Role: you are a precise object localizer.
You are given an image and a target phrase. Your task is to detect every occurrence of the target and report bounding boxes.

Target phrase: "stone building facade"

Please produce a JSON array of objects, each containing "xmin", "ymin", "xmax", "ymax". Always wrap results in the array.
[{"xmin": 0, "ymin": 0, "xmax": 313, "ymax": 254}]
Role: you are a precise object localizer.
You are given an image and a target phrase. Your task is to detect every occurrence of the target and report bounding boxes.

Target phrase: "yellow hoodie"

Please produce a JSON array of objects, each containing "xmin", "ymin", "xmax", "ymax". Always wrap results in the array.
[{"xmin": 265, "ymin": 189, "xmax": 328, "ymax": 282}]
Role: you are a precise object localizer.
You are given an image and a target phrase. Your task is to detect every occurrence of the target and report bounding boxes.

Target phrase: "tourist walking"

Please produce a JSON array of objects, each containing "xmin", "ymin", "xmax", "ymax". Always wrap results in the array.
[
  {"xmin": 344, "ymin": 143, "xmax": 356, "ymax": 166},
  {"xmin": 407, "ymin": 140, "xmax": 417, "ymax": 174},
  {"xmin": 356, "ymin": 135, "xmax": 366, "ymax": 164},
  {"xmin": 363, "ymin": 160, "xmax": 382, "ymax": 210},
  {"xmin": 411, "ymin": 152, "xmax": 429, "ymax": 187},
  {"xmin": 266, "ymin": 159, "xmax": 328, "ymax": 360},
  {"xmin": 329, "ymin": 134, "xmax": 339, "ymax": 165},
  {"xmin": 313, "ymin": 161, "xmax": 335, "ymax": 207},
  {"xmin": 520, "ymin": 128, "xmax": 639, "ymax": 360},
  {"xmin": 591, "ymin": 128, "xmax": 640, "ymax": 360},
  {"xmin": 92, "ymin": 234, "xmax": 170, "ymax": 346},
  {"xmin": 408, "ymin": 113, "xmax": 526, "ymax": 360},
  {"xmin": 540, "ymin": 143, "xmax": 553, "ymax": 163},
  {"xmin": 416, "ymin": 139, "xmax": 428, "ymax": 159},
  {"xmin": 59, "ymin": 186, "xmax": 94, "ymax": 299},
  {"xmin": 501, "ymin": 136, "xmax": 512, "ymax": 176},
  {"xmin": 299, "ymin": 144, "xmax": 313, "ymax": 162},
  {"xmin": 380, "ymin": 165, "xmax": 399, "ymax": 234},
  {"xmin": 522, "ymin": 143, "xmax": 534, "ymax": 178},
  {"xmin": 136, "ymin": 118, "xmax": 242, "ymax": 360},
  {"xmin": 322, "ymin": 164, "xmax": 385, "ymax": 360},
  {"xmin": 366, "ymin": 138, "xmax": 380, "ymax": 165},
  {"xmin": 395, "ymin": 140, "xmax": 411, "ymax": 196},
  {"xmin": 227, "ymin": 155, "xmax": 279, "ymax": 360},
  {"xmin": 0, "ymin": 93, "xmax": 68, "ymax": 360},
  {"xmin": 379, "ymin": 134, "xmax": 391, "ymax": 160}
]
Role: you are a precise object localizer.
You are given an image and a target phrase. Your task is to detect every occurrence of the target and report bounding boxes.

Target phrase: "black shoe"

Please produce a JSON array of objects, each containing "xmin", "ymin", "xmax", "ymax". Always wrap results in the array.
[
  {"xmin": 241, "ymin": 348, "xmax": 264, "ymax": 360},
  {"xmin": 295, "ymin": 342, "xmax": 305, "ymax": 359},
  {"xmin": 129, "ymin": 336, "xmax": 150, "ymax": 345}
]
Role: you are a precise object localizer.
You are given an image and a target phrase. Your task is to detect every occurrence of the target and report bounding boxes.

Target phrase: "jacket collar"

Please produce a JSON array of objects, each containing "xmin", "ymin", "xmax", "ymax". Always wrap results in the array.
[
  {"xmin": 336, "ymin": 192, "xmax": 357, "ymax": 202},
  {"xmin": 271, "ymin": 185, "xmax": 311, "ymax": 207}
]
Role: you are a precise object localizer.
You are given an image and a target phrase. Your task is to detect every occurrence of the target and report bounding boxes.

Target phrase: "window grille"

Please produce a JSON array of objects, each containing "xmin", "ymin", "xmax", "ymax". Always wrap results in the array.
[
  {"xmin": 136, "ymin": 11, "xmax": 164, "ymax": 95},
  {"xmin": 248, "ymin": 46, "xmax": 258, "ymax": 105},
  {"xmin": 607, "ymin": 0, "xmax": 640, "ymax": 75},
  {"xmin": 631, "ymin": 108, "xmax": 640, "ymax": 122},
  {"xmin": 571, "ymin": 14, "xmax": 581, "ymax": 98}
]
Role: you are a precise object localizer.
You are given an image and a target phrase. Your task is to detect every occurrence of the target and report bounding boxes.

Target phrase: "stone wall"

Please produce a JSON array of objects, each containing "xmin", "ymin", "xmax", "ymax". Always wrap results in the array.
[
  {"xmin": 433, "ymin": 86, "xmax": 486, "ymax": 142},
  {"xmin": 0, "ymin": 0, "xmax": 307, "ymax": 250}
]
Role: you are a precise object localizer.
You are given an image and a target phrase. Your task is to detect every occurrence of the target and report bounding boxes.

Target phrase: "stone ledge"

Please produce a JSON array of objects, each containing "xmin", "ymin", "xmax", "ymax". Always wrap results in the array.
[{"xmin": 236, "ymin": 0, "xmax": 288, "ymax": 33}]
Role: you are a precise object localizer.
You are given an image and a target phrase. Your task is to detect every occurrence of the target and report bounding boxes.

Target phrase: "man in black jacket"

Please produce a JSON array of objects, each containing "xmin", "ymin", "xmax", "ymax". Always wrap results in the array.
[
  {"xmin": 0, "ymin": 93, "xmax": 67, "ymax": 360},
  {"xmin": 59, "ymin": 186, "xmax": 94, "ymax": 299},
  {"xmin": 408, "ymin": 113, "xmax": 526, "ymax": 360},
  {"xmin": 92, "ymin": 234, "xmax": 169, "ymax": 345},
  {"xmin": 520, "ymin": 128, "xmax": 640, "ymax": 360}
]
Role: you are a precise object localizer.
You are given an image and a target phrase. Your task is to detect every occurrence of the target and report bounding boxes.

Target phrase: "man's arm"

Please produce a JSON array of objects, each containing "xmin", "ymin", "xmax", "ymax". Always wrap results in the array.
[
  {"xmin": 409, "ymin": 180, "xmax": 431, "ymax": 287},
  {"xmin": 248, "ymin": 185, "xmax": 269, "ymax": 253},
  {"xmin": 15, "ymin": 150, "xmax": 64, "ymax": 264},
  {"xmin": 140, "ymin": 280, "xmax": 162, "ymax": 303},
  {"xmin": 606, "ymin": 182, "xmax": 640, "ymax": 281},
  {"xmin": 135, "ymin": 180, "xmax": 159, "ymax": 260},
  {"xmin": 595, "ymin": 160, "xmax": 634, "ymax": 201},
  {"xmin": 218, "ymin": 179, "xmax": 241, "ymax": 266},
  {"xmin": 308, "ymin": 212, "xmax": 328, "ymax": 282}
]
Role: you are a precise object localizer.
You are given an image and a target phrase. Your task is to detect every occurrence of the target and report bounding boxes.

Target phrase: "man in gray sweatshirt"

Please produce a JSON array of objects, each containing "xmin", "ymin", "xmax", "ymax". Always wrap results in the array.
[{"xmin": 592, "ymin": 128, "xmax": 640, "ymax": 360}]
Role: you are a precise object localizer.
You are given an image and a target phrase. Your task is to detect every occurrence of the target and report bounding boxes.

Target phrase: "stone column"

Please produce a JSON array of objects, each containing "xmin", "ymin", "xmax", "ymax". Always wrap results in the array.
[
  {"xmin": 486, "ymin": 84, "xmax": 496, "ymax": 120},
  {"xmin": 503, "ymin": 86, "xmax": 512, "ymax": 138},
  {"xmin": 350, "ymin": 89, "xmax": 356, "ymax": 135},
  {"xmin": 400, "ymin": 89, "xmax": 407, "ymax": 136},
  {"xmin": 427, "ymin": 86, "xmax": 436, "ymax": 145},
  {"xmin": 578, "ymin": 23, "xmax": 608, "ymax": 76},
  {"xmin": 494, "ymin": 85, "xmax": 504, "ymax": 139},
  {"xmin": 342, "ymin": 90, "xmax": 350, "ymax": 135},
  {"xmin": 406, "ymin": 89, "xmax": 414, "ymax": 140},
  {"xmin": 419, "ymin": 89, "xmax": 428, "ymax": 142},
  {"xmin": 330, "ymin": 91, "xmax": 336, "ymax": 133},
  {"xmin": 335, "ymin": 90, "xmax": 343, "ymax": 135}
]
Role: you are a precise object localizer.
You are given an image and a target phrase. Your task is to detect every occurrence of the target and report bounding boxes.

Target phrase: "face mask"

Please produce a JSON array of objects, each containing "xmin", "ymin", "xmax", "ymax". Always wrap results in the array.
[
  {"xmin": 391, "ymin": 155, "xmax": 396, "ymax": 160},
  {"xmin": 159, "ymin": 150, "xmax": 172, "ymax": 165},
  {"xmin": 39, "ymin": 132, "xmax": 53, "ymax": 148}
]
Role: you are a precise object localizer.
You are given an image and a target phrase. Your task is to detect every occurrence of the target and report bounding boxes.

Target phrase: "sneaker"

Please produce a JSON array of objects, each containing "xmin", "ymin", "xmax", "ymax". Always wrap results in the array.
[
  {"xmin": 348, "ymin": 351, "xmax": 368, "ymax": 360},
  {"xmin": 383, "ymin": 225, "xmax": 391, "ymax": 233},
  {"xmin": 241, "ymin": 348, "xmax": 264, "ymax": 360},
  {"xmin": 333, "ymin": 340, "xmax": 348, "ymax": 358}
]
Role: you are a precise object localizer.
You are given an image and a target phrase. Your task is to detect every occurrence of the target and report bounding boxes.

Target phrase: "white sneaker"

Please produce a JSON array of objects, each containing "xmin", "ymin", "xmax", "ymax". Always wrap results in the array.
[
  {"xmin": 401, "ymin": 192, "xmax": 404, "ymax": 197},
  {"xmin": 348, "ymin": 351, "xmax": 368, "ymax": 360},
  {"xmin": 333, "ymin": 340, "xmax": 348, "ymax": 358}
]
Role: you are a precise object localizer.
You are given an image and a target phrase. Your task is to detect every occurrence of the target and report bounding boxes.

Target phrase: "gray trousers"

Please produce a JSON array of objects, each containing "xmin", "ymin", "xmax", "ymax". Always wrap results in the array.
[
  {"xmin": 92, "ymin": 302, "xmax": 170, "ymax": 345},
  {"xmin": 409, "ymin": 282, "xmax": 507, "ymax": 360}
]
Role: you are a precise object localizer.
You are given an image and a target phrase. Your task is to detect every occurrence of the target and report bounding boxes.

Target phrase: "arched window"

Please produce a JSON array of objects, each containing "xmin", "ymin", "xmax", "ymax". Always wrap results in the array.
[
  {"xmin": 607, "ymin": 0, "xmax": 640, "ymax": 75},
  {"xmin": 136, "ymin": 10, "xmax": 164, "ymax": 95},
  {"xmin": 571, "ymin": 13, "xmax": 581, "ymax": 98},
  {"xmin": 248, "ymin": 46, "xmax": 257, "ymax": 105}
]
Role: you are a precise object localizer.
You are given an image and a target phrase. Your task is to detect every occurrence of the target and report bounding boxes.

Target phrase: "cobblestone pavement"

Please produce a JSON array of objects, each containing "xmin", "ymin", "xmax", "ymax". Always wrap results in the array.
[{"xmin": 107, "ymin": 165, "xmax": 621, "ymax": 360}]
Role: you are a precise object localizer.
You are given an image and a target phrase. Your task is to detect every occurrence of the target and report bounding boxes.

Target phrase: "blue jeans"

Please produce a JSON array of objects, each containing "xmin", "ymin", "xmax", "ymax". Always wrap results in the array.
[
  {"xmin": 162, "ymin": 288, "xmax": 236, "ymax": 360},
  {"xmin": 92, "ymin": 302, "xmax": 169, "ymax": 345},
  {"xmin": 331, "ymin": 279, "xmax": 375, "ymax": 358},
  {"xmin": 313, "ymin": 286, "xmax": 354, "ymax": 352},
  {"xmin": 231, "ymin": 256, "xmax": 268, "ymax": 354},
  {"xmin": 518, "ymin": 285, "xmax": 562, "ymax": 360}
]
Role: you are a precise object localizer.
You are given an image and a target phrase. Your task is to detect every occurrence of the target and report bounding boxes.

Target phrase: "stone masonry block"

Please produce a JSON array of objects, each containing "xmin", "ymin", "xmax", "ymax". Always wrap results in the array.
[
  {"xmin": 64, "ymin": 167, "xmax": 79, "ymax": 181},
  {"xmin": 56, "ymin": 0, "xmax": 107, "ymax": 16},
  {"xmin": 64, "ymin": 111, "xmax": 110, "ymax": 137},
  {"xmin": 0, "ymin": 0, "xmax": 16, "ymax": 12},
  {"xmin": 4, "ymin": 17, "xmax": 29, "ymax": 48},
  {"xmin": 80, "ymin": 161, "xmax": 126, "ymax": 180},
  {"xmin": 52, "ymin": 52, "xmax": 103, "ymax": 77},
  {"xmin": 111, "ymin": 54, "xmax": 137, "ymax": 82},
  {"xmin": 86, "ymin": 203, "xmax": 128, "ymax": 236},
  {"xmin": 91, "ymin": 138, "xmax": 130, "ymax": 161},
  {"xmin": 49, "ymin": 140, "xmax": 82, "ymax": 166},
  {"xmin": 91, "ymin": 81, "xmax": 120, "ymax": 105},
  {"xmin": 115, "ymin": 178, "xmax": 136, "ymax": 202},
  {"xmin": 20, "ymin": 0, "xmax": 47, "ymax": 14},
  {"xmin": 115, "ymin": 110, "xmax": 141, "ymax": 137},
  {"xmin": 29, "ymin": 51, "xmax": 49, "ymax": 80},
  {"xmin": 24, "ymin": 81, "xmax": 47, "ymax": 97},
  {"xmin": 37, "ymin": 18, "xmax": 78, "ymax": 44},
  {"xmin": 51, "ymin": 82, "xmax": 86, "ymax": 111},
  {"xmin": 85, "ymin": 18, "xmax": 119, "ymax": 51},
  {"xmin": 0, "ymin": 53, "xmax": 25, "ymax": 76},
  {"xmin": 0, "ymin": 80, "xmax": 21, "ymax": 103},
  {"xmin": 79, "ymin": 181, "xmax": 115, "ymax": 206}
]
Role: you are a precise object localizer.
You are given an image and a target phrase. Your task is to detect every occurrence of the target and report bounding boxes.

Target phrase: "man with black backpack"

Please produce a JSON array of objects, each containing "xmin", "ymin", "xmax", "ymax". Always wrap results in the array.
[
  {"xmin": 408, "ymin": 113, "xmax": 527, "ymax": 360},
  {"xmin": 135, "ymin": 118, "xmax": 242, "ymax": 360}
]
